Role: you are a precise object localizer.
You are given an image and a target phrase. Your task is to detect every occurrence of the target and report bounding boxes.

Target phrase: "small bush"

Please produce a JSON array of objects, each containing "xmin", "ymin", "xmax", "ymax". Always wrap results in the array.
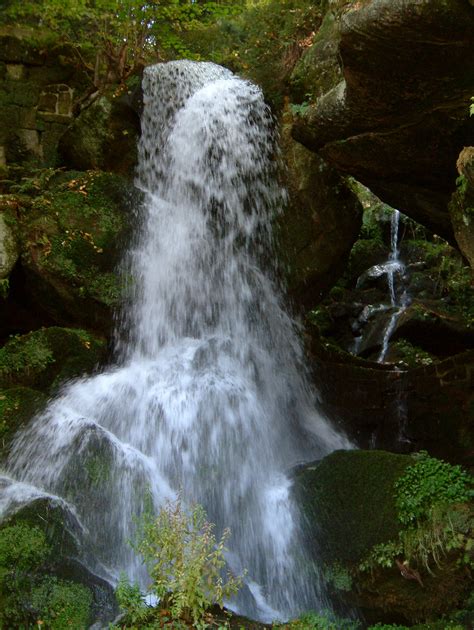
[{"xmin": 118, "ymin": 498, "xmax": 244, "ymax": 629}]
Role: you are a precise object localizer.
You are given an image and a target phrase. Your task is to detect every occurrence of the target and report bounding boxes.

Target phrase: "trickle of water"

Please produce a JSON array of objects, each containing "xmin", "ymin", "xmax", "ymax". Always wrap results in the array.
[
  {"xmin": 378, "ymin": 209, "xmax": 409, "ymax": 362},
  {"xmin": 4, "ymin": 61, "xmax": 350, "ymax": 621}
]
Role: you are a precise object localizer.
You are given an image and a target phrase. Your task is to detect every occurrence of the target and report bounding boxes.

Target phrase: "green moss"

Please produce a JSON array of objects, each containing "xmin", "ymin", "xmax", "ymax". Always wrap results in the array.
[
  {"xmin": 0, "ymin": 327, "xmax": 106, "ymax": 392},
  {"xmin": 0, "ymin": 521, "xmax": 92, "ymax": 629},
  {"xmin": 0, "ymin": 386, "xmax": 46, "ymax": 447},
  {"xmin": 295, "ymin": 450, "xmax": 411, "ymax": 565}
]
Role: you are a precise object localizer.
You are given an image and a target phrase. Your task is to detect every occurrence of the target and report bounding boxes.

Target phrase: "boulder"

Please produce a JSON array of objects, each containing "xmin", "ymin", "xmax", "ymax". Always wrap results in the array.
[
  {"xmin": 291, "ymin": 0, "xmax": 474, "ymax": 242},
  {"xmin": 293, "ymin": 449, "xmax": 473, "ymax": 624},
  {"xmin": 58, "ymin": 87, "xmax": 141, "ymax": 176},
  {"xmin": 279, "ymin": 119, "xmax": 362, "ymax": 309},
  {"xmin": 10, "ymin": 170, "xmax": 137, "ymax": 334}
]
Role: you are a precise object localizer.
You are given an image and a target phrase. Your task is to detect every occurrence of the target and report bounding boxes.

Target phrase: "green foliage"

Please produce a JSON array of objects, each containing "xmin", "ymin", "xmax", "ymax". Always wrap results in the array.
[
  {"xmin": 395, "ymin": 452, "xmax": 472, "ymax": 526},
  {"xmin": 276, "ymin": 610, "xmax": 360, "ymax": 630},
  {"xmin": 360, "ymin": 453, "xmax": 473, "ymax": 574},
  {"xmin": 2, "ymin": 0, "xmax": 248, "ymax": 87},
  {"xmin": 0, "ymin": 522, "xmax": 92, "ymax": 627},
  {"xmin": 31, "ymin": 577, "xmax": 92, "ymax": 629},
  {"xmin": 391, "ymin": 339, "xmax": 435, "ymax": 369},
  {"xmin": 185, "ymin": 0, "xmax": 321, "ymax": 107},
  {"xmin": 118, "ymin": 497, "xmax": 245, "ymax": 629},
  {"xmin": 470, "ymin": 96, "xmax": 474, "ymax": 116},
  {"xmin": 323, "ymin": 562, "xmax": 353, "ymax": 592}
]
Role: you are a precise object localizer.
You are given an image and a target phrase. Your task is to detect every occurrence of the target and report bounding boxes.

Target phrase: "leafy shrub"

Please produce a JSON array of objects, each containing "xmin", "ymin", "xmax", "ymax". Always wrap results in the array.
[
  {"xmin": 359, "ymin": 453, "xmax": 473, "ymax": 574},
  {"xmin": 278, "ymin": 610, "xmax": 361, "ymax": 630},
  {"xmin": 118, "ymin": 498, "xmax": 244, "ymax": 629},
  {"xmin": 395, "ymin": 452, "xmax": 471, "ymax": 526}
]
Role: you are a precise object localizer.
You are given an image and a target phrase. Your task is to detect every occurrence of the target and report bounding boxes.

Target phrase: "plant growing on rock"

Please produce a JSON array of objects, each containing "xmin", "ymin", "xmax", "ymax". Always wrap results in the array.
[
  {"xmin": 360, "ymin": 452, "xmax": 473, "ymax": 575},
  {"xmin": 116, "ymin": 497, "xmax": 245, "ymax": 629}
]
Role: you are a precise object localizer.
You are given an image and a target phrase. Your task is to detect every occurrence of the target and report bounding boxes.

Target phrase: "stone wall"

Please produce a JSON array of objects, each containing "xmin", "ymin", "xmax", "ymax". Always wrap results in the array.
[{"xmin": 0, "ymin": 27, "xmax": 89, "ymax": 169}]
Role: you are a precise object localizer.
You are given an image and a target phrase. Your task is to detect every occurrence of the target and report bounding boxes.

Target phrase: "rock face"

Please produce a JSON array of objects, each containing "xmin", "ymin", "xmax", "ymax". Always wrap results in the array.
[
  {"xmin": 310, "ymin": 339, "xmax": 474, "ymax": 467},
  {"xmin": 58, "ymin": 88, "xmax": 141, "ymax": 175},
  {"xmin": 0, "ymin": 171, "xmax": 136, "ymax": 335},
  {"xmin": 291, "ymin": 0, "xmax": 474, "ymax": 242},
  {"xmin": 279, "ymin": 122, "xmax": 362, "ymax": 309}
]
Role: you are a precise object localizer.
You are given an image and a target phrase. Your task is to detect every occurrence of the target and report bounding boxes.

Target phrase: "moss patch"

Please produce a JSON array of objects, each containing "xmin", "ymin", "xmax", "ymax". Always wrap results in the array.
[
  {"xmin": 7, "ymin": 169, "xmax": 137, "ymax": 332},
  {"xmin": 295, "ymin": 449, "xmax": 411, "ymax": 565},
  {"xmin": 0, "ymin": 386, "xmax": 46, "ymax": 452},
  {"xmin": 0, "ymin": 326, "xmax": 106, "ymax": 392}
]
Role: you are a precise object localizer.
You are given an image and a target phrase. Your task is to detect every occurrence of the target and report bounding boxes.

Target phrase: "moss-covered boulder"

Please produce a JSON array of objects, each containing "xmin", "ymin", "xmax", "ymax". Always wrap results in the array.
[
  {"xmin": 294, "ymin": 450, "xmax": 473, "ymax": 624},
  {"xmin": 0, "ymin": 482, "xmax": 118, "ymax": 627},
  {"xmin": 6, "ymin": 170, "xmax": 136, "ymax": 333},
  {"xmin": 0, "ymin": 386, "xmax": 46, "ymax": 454},
  {"xmin": 58, "ymin": 87, "xmax": 141, "ymax": 176},
  {"xmin": 0, "ymin": 326, "xmax": 106, "ymax": 392}
]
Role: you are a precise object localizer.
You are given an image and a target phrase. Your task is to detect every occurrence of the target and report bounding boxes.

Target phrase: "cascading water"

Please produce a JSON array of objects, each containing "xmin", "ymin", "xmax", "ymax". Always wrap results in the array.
[
  {"xmin": 377, "ymin": 209, "xmax": 408, "ymax": 362},
  {"xmin": 3, "ymin": 61, "xmax": 350, "ymax": 621}
]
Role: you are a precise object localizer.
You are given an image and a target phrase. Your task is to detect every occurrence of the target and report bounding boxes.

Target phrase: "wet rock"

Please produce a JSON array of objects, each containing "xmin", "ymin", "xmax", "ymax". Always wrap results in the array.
[
  {"xmin": 0, "ymin": 386, "xmax": 47, "ymax": 456},
  {"xmin": 309, "ymin": 335, "xmax": 474, "ymax": 466}
]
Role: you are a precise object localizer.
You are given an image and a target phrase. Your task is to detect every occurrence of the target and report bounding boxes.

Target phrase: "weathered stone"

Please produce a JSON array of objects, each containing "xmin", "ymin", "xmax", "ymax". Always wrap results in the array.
[
  {"xmin": 309, "ymin": 335, "xmax": 474, "ymax": 466},
  {"xmin": 0, "ymin": 213, "xmax": 18, "ymax": 279},
  {"xmin": 291, "ymin": 0, "xmax": 474, "ymax": 241},
  {"xmin": 58, "ymin": 91, "xmax": 140, "ymax": 175},
  {"xmin": 6, "ymin": 64, "xmax": 24, "ymax": 80},
  {"xmin": 278, "ymin": 114, "xmax": 362, "ymax": 309}
]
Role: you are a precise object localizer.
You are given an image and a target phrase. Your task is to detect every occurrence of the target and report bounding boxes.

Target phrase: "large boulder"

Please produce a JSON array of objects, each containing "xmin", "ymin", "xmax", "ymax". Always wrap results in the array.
[
  {"xmin": 450, "ymin": 146, "xmax": 474, "ymax": 269},
  {"xmin": 291, "ymin": 0, "xmax": 474, "ymax": 242},
  {"xmin": 2, "ymin": 170, "xmax": 137, "ymax": 335},
  {"xmin": 58, "ymin": 86, "xmax": 141, "ymax": 176},
  {"xmin": 293, "ymin": 449, "xmax": 473, "ymax": 625},
  {"xmin": 279, "ymin": 120, "xmax": 362, "ymax": 309}
]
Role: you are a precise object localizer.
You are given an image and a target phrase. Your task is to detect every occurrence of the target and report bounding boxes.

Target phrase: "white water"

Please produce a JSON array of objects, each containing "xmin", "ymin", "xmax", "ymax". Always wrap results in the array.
[
  {"xmin": 4, "ymin": 61, "xmax": 350, "ymax": 621},
  {"xmin": 378, "ymin": 209, "xmax": 408, "ymax": 362}
]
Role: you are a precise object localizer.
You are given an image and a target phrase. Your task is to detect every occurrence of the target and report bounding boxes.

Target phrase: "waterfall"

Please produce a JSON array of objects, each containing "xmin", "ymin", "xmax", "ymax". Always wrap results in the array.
[
  {"xmin": 3, "ymin": 61, "xmax": 350, "ymax": 622},
  {"xmin": 378, "ymin": 209, "xmax": 408, "ymax": 362}
]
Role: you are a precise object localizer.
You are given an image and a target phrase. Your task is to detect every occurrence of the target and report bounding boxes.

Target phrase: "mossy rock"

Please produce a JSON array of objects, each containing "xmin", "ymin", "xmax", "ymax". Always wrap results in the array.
[
  {"xmin": 0, "ymin": 386, "xmax": 46, "ymax": 454},
  {"xmin": 0, "ymin": 490, "xmax": 118, "ymax": 626},
  {"xmin": 294, "ymin": 449, "xmax": 411, "ymax": 565},
  {"xmin": 0, "ymin": 326, "xmax": 106, "ymax": 392},
  {"xmin": 58, "ymin": 92, "xmax": 140, "ymax": 175},
  {"xmin": 14, "ymin": 170, "xmax": 137, "ymax": 333},
  {"xmin": 294, "ymin": 449, "xmax": 473, "ymax": 624}
]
